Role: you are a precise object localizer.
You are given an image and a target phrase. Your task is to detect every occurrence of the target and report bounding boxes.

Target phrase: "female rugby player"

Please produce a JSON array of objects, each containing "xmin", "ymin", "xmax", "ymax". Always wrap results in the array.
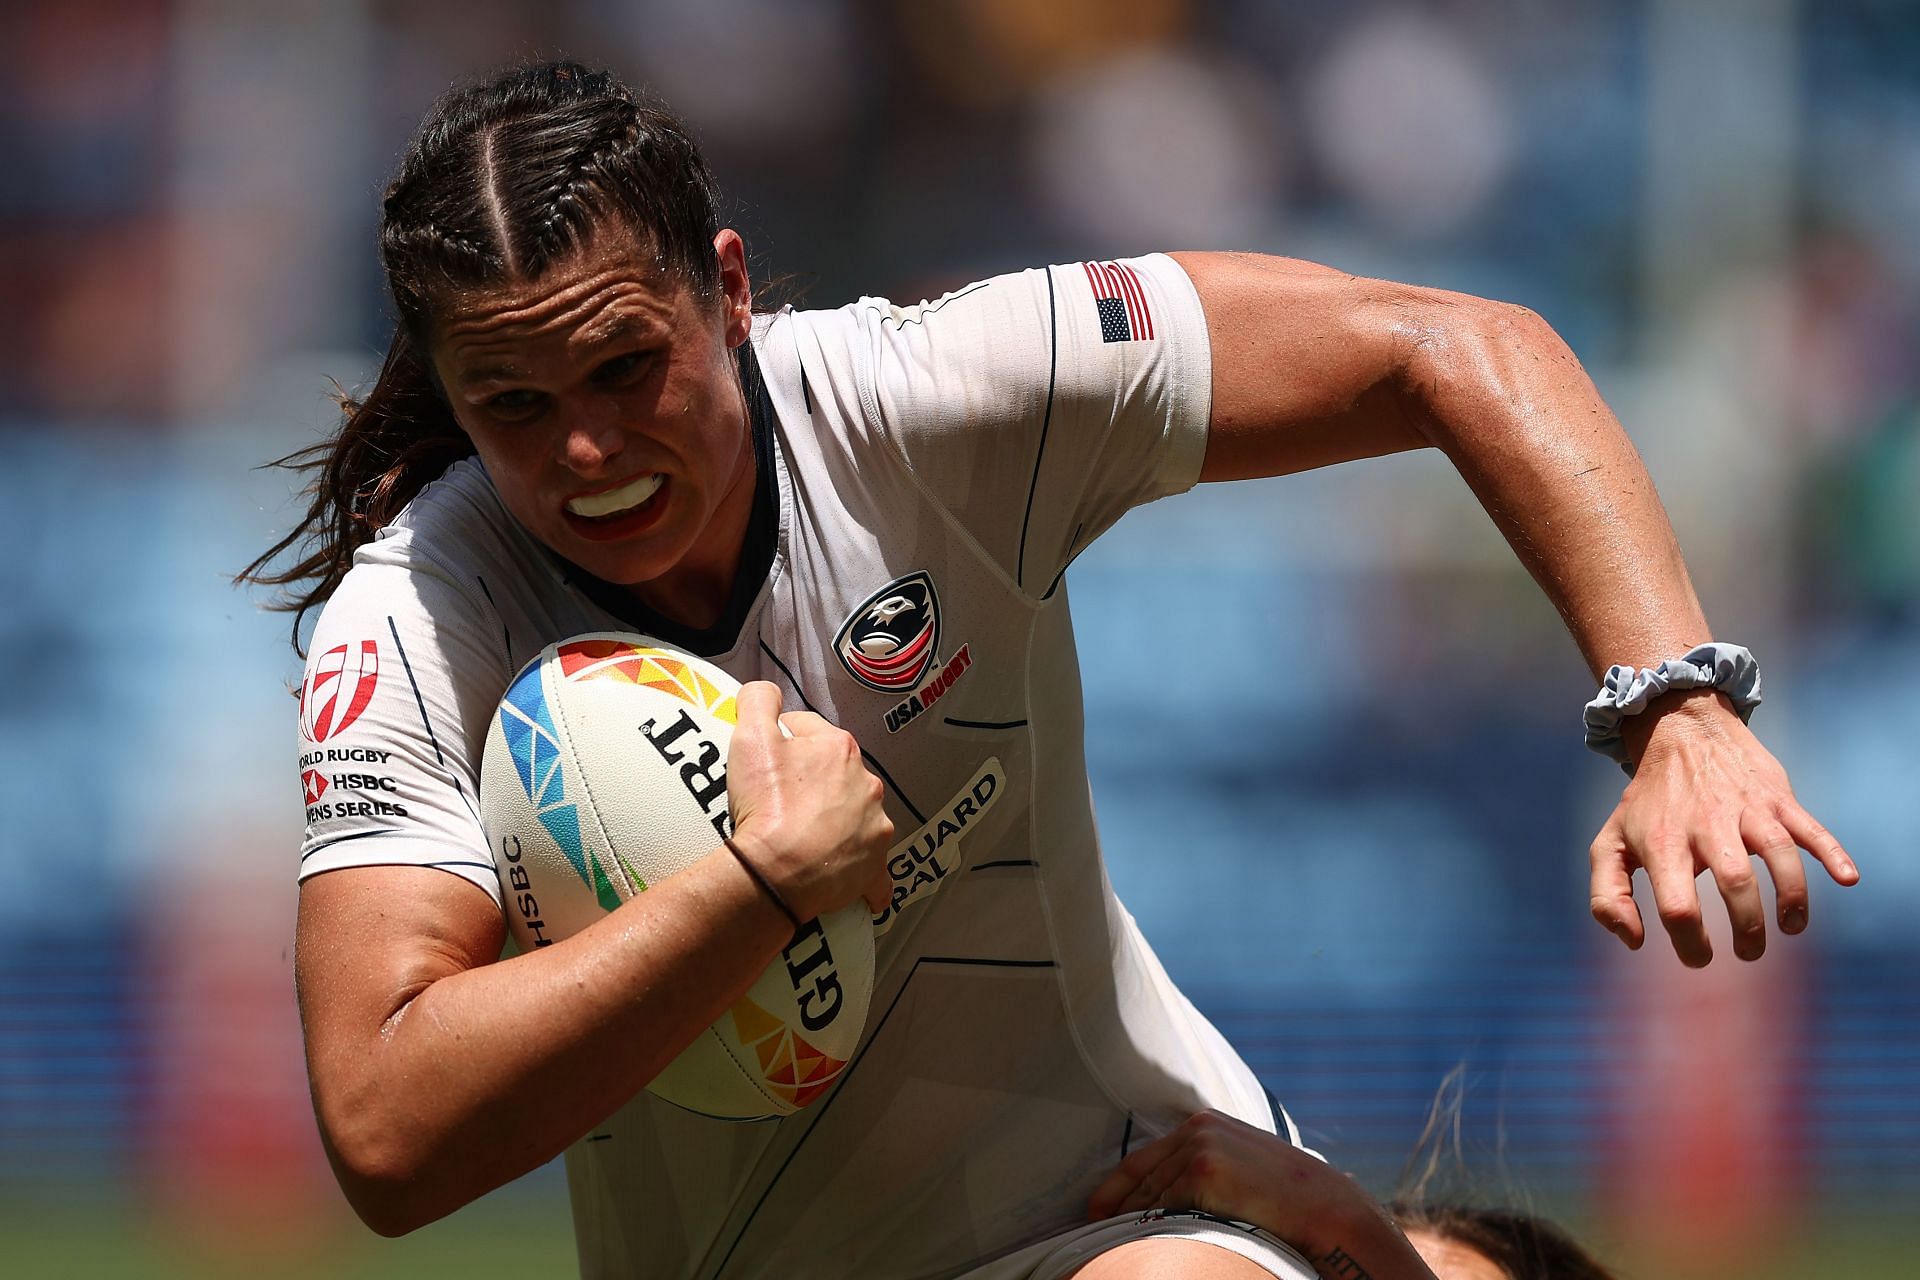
[{"xmin": 252, "ymin": 62, "xmax": 1853, "ymax": 1280}]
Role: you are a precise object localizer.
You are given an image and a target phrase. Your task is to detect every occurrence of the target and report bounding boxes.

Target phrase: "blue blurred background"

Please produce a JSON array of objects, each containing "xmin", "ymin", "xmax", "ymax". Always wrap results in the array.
[{"xmin": 1, "ymin": 2, "xmax": 1914, "ymax": 1276}]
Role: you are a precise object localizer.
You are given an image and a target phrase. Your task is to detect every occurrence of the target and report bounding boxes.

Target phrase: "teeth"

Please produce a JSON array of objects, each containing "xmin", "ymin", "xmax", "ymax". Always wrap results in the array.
[{"xmin": 567, "ymin": 473, "xmax": 664, "ymax": 519}]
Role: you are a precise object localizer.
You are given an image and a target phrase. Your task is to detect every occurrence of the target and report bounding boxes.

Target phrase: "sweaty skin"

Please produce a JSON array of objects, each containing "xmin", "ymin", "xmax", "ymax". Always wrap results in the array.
[
  {"xmin": 301, "ymin": 235, "xmax": 1853, "ymax": 1245},
  {"xmin": 1173, "ymin": 249, "xmax": 1856, "ymax": 969},
  {"xmin": 431, "ymin": 227, "xmax": 760, "ymax": 627},
  {"xmin": 298, "ymin": 231, "xmax": 895, "ymax": 1236}
]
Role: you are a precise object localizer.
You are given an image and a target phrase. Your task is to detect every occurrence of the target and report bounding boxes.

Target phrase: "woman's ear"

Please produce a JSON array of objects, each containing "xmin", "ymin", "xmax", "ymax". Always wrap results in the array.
[{"xmin": 713, "ymin": 228, "xmax": 753, "ymax": 347}]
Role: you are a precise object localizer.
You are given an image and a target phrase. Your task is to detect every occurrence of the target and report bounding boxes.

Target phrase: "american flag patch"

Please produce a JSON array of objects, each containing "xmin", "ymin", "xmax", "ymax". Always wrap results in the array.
[{"xmin": 1083, "ymin": 261, "xmax": 1154, "ymax": 343}]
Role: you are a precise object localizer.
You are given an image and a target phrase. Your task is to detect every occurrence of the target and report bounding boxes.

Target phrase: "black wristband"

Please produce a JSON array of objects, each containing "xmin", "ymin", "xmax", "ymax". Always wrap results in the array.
[{"xmin": 724, "ymin": 836, "xmax": 802, "ymax": 930}]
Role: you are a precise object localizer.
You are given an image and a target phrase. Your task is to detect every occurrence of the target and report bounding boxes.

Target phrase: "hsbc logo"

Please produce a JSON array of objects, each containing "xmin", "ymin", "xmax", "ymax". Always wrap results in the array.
[
  {"xmin": 301, "ymin": 770, "xmax": 329, "ymax": 805},
  {"xmin": 300, "ymin": 640, "xmax": 380, "ymax": 743},
  {"xmin": 834, "ymin": 572, "xmax": 942, "ymax": 694}
]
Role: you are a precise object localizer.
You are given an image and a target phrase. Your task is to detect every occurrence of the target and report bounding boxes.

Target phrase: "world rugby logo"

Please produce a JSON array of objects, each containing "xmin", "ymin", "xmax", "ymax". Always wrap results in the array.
[
  {"xmin": 834, "ymin": 572, "xmax": 941, "ymax": 693},
  {"xmin": 300, "ymin": 639, "xmax": 380, "ymax": 743}
]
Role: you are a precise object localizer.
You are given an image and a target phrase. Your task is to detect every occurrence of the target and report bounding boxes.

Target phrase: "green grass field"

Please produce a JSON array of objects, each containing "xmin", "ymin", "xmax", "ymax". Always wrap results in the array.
[
  {"xmin": 0, "ymin": 1191, "xmax": 577, "ymax": 1280},
  {"xmin": 3, "ymin": 1194, "xmax": 1914, "ymax": 1278}
]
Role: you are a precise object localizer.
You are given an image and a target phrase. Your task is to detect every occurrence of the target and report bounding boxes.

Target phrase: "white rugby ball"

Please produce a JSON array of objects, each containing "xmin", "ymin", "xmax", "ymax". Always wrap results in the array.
[{"xmin": 479, "ymin": 632, "xmax": 874, "ymax": 1120}]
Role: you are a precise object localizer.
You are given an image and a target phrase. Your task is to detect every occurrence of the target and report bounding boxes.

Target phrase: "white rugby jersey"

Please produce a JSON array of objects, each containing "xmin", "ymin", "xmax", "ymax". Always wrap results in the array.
[{"xmin": 295, "ymin": 253, "xmax": 1292, "ymax": 1280}]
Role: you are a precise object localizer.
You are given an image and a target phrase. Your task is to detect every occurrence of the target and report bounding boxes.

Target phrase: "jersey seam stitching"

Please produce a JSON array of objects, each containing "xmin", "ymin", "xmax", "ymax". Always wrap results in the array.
[
  {"xmin": 841, "ymin": 295, "xmax": 1050, "ymax": 613},
  {"xmin": 296, "ymin": 839, "xmax": 503, "ymax": 904},
  {"xmin": 1020, "ymin": 600, "xmax": 1144, "ymax": 1132}
]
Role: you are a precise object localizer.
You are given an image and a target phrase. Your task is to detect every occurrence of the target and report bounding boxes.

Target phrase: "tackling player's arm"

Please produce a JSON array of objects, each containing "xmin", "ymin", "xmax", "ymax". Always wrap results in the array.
[
  {"xmin": 296, "ymin": 685, "xmax": 892, "ymax": 1236},
  {"xmin": 1171, "ymin": 250, "xmax": 1857, "ymax": 967},
  {"xmin": 1088, "ymin": 1111, "xmax": 1438, "ymax": 1280}
]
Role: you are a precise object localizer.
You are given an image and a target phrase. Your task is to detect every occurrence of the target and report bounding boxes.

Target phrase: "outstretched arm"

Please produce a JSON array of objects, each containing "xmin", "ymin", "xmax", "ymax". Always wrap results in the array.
[{"xmin": 1171, "ymin": 251, "xmax": 1857, "ymax": 966}]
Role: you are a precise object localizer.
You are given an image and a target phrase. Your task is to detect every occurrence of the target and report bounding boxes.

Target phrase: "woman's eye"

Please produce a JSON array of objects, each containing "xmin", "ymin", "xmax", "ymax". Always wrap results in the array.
[
  {"xmin": 594, "ymin": 353, "xmax": 645, "ymax": 383},
  {"xmin": 488, "ymin": 389, "xmax": 544, "ymax": 414}
]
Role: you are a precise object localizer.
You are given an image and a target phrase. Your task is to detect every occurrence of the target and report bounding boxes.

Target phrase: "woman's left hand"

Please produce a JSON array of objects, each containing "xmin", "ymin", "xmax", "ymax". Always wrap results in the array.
[{"xmin": 1587, "ymin": 690, "xmax": 1859, "ymax": 966}]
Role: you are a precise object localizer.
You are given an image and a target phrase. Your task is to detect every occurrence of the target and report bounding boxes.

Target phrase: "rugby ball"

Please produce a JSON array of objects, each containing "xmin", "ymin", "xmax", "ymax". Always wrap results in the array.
[{"xmin": 478, "ymin": 633, "xmax": 874, "ymax": 1120}]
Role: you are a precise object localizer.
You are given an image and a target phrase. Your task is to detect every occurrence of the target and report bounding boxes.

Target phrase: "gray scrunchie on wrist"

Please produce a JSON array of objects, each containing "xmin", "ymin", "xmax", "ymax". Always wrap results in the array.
[{"xmin": 1583, "ymin": 642, "xmax": 1763, "ymax": 771}]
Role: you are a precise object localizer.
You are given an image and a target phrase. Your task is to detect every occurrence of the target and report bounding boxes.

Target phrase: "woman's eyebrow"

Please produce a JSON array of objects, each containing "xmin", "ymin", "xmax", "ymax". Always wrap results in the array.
[
  {"xmin": 577, "ymin": 314, "xmax": 660, "ymax": 350},
  {"xmin": 454, "ymin": 360, "xmax": 532, "ymax": 389}
]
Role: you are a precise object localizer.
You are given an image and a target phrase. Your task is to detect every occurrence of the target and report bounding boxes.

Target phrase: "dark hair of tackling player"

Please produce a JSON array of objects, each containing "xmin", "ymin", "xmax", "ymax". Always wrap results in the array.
[
  {"xmin": 1383, "ymin": 1071, "xmax": 1619, "ymax": 1280},
  {"xmin": 1386, "ymin": 1204, "xmax": 1619, "ymax": 1280},
  {"xmin": 241, "ymin": 61, "xmax": 724, "ymax": 649}
]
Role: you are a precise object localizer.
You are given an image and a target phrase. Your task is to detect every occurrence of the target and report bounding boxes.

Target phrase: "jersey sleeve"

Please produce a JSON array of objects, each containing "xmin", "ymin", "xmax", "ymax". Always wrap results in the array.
[
  {"xmin": 293, "ymin": 557, "xmax": 512, "ymax": 908},
  {"xmin": 814, "ymin": 253, "xmax": 1212, "ymax": 597}
]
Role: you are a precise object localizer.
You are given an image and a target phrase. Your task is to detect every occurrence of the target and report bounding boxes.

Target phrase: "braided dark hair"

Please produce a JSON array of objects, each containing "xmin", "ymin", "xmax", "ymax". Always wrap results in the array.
[{"xmin": 240, "ymin": 62, "xmax": 725, "ymax": 650}]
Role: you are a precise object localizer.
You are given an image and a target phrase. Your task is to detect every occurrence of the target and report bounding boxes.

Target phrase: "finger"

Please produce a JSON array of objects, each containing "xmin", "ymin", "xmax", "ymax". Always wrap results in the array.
[
  {"xmin": 1698, "ymin": 833, "xmax": 1766, "ymax": 962},
  {"xmin": 777, "ymin": 709, "xmax": 836, "ymax": 738},
  {"xmin": 1149, "ymin": 1170, "xmax": 1209, "ymax": 1218},
  {"xmin": 1086, "ymin": 1163, "xmax": 1142, "ymax": 1220},
  {"xmin": 1778, "ymin": 803, "xmax": 1860, "ymax": 886},
  {"xmin": 863, "ymin": 869, "xmax": 893, "ymax": 919},
  {"xmin": 1588, "ymin": 822, "xmax": 1644, "ymax": 950},
  {"xmin": 1088, "ymin": 1154, "xmax": 1152, "ymax": 1220},
  {"xmin": 734, "ymin": 681, "xmax": 782, "ymax": 733},
  {"xmin": 1088, "ymin": 1129, "xmax": 1185, "ymax": 1219},
  {"xmin": 1640, "ymin": 830, "xmax": 1713, "ymax": 967},
  {"xmin": 1118, "ymin": 1145, "xmax": 1195, "ymax": 1215},
  {"xmin": 1743, "ymin": 810, "xmax": 1809, "ymax": 935}
]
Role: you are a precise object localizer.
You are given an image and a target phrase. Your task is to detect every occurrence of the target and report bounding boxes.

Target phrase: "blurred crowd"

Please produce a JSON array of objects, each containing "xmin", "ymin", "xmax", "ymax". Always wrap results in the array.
[{"xmin": 0, "ymin": 0, "xmax": 1914, "ymax": 1272}]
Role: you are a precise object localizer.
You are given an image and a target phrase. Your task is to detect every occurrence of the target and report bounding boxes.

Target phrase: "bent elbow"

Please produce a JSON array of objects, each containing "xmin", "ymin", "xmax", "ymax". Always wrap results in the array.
[
  {"xmin": 1401, "ymin": 294, "xmax": 1583, "ymax": 446},
  {"xmin": 350, "ymin": 1190, "xmax": 430, "ymax": 1240},
  {"xmin": 317, "ymin": 1106, "xmax": 445, "ymax": 1237},
  {"xmin": 347, "ymin": 1174, "xmax": 436, "ymax": 1239}
]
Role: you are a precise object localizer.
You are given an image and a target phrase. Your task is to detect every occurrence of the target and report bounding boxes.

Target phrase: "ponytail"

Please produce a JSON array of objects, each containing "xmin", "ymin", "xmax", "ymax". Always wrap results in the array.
[{"xmin": 237, "ymin": 330, "xmax": 472, "ymax": 653}]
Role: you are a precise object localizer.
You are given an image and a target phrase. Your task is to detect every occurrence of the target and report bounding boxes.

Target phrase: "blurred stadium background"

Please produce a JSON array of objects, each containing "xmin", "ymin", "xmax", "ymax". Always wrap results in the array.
[{"xmin": 1, "ymin": 2, "xmax": 1915, "ymax": 1277}]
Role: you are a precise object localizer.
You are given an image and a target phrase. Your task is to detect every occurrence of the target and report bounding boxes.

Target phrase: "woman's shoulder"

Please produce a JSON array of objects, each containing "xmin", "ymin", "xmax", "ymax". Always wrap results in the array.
[
  {"xmin": 375, "ymin": 456, "xmax": 504, "ymax": 542},
  {"xmin": 326, "ymin": 458, "xmax": 537, "ymax": 620},
  {"xmin": 357, "ymin": 458, "xmax": 529, "ymax": 577}
]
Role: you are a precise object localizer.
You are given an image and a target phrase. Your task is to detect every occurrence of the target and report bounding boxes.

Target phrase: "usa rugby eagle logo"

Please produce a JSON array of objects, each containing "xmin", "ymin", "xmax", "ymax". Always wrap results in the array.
[{"xmin": 835, "ymin": 572, "xmax": 942, "ymax": 693}]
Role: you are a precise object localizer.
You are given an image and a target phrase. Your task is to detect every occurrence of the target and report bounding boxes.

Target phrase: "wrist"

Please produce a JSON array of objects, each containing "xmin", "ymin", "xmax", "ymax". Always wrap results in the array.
[
  {"xmin": 1303, "ymin": 1196, "xmax": 1429, "ymax": 1280},
  {"xmin": 1583, "ymin": 641, "xmax": 1762, "ymax": 772},
  {"xmin": 721, "ymin": 829, "xmax": 807, "ymax": 928},
  {"xmin": 1277, "ymin": 1161, "xmax": 1396, "ymax": 1260},
  {"xmin": 1619, "ymin": 687, "xmax": 1739, "ymax": 763}
]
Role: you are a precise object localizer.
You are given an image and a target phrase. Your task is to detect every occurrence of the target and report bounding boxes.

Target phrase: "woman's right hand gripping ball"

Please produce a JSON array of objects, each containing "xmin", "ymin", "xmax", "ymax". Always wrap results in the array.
[{"xmin": 725, "ymin": 681, "xmax": 896, "ymax": 921}]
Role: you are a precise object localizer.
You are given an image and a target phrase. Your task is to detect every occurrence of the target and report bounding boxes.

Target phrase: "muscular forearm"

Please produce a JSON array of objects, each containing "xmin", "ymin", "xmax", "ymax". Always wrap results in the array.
[
  {"xmin": 1405, "ymin": 300, "xmax": 1709, "ymax": 679},
  {"xmin": 299, "ymin": 849, "xmax": 792, "ymax": 1235},
  {"xmin": 300, "ymin": 682, "xmax": 895, "ymax": 1232},
  {"xmin": 1183, "ymin": 253, "xmax": 1709, "ymax": 678},
  {"xmin": 1302, "ymin": 1215, "xmax": 1438, "ymax": 1280},
  {"xmin": 1406, "ymin": 299, "xmax": 1857, "ymax": 961},
  {"xmin": 1238, "ymin": 1171, "xmax": 1437, "ymax": 1280},
  {"xmin": 1177, "ymin": 252, "xmax": 1855, "ymax": 964}
]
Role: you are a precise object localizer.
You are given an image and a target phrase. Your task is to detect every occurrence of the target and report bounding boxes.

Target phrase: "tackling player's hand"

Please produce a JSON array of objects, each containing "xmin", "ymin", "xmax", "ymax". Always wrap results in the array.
[
  {"xmin": 1086, "ymin": 1111, "xmax": 1437, "ymax": 1280},
  {"xmin": 1588, "ymin": 689, "xmax": 1859, "ymax": 966},
  {"xmin": 726, "ymin": 681, "xmax": 895, "ymax": 921}
]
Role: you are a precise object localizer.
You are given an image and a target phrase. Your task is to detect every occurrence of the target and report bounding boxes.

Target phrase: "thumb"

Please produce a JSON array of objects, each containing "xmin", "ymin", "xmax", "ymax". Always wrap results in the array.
[
  {"xmin": 734, "ymin": 681, "xmax": 783, "ymax": 738},
  {"xmin": 863, "ymin": 867, "xmax": 893, "ymax": 918}
]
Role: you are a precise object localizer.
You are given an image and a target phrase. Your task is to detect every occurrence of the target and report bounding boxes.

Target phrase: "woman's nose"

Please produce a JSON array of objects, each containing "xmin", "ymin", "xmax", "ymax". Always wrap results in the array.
[{"xmin": 558, "ymin": 404, "xmax": 624, "ymax": 474}]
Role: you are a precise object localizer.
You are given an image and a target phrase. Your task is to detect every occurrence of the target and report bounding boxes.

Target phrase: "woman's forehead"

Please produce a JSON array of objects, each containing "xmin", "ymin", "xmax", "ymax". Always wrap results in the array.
[
  {"xmin": 1403, "ymin": 1230, "xmax": 1508, "ymax": 1280},
  {"xmin": 434, "ymin": 239, "xmax": 688, "ymax": 373}
]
